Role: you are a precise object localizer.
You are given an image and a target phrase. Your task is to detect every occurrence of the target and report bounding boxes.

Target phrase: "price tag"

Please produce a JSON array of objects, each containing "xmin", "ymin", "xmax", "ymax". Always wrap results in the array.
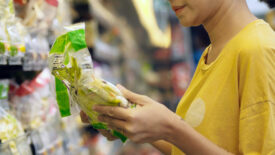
[
  {"xmin": 51, "ymin": 54, "xmax": 64, "ymax": 70},
  {"xmin": 8, "ymin": 56, "xmax": 22, "ymax": 65},
  {"xmin": 81, "ymin": 63, "xmax": 93, "ymax": 70}
]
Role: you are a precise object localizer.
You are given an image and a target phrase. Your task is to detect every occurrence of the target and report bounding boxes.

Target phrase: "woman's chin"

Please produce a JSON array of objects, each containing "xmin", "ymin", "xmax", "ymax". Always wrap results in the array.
[{"xmin": 179, "ymin": 18, "xmax": 201, "ymax": 27}]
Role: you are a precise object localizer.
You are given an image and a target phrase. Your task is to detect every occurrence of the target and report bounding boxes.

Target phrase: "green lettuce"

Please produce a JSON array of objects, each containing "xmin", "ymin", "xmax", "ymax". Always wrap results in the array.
[{"xmin": 49, "ymin": 23, "xmax": 134, "ymax": 142}]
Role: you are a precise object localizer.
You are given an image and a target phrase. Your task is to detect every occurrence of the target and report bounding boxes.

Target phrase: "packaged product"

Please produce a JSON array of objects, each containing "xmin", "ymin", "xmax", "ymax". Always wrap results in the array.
[
  {"xmin": 0, "ymin": 0, "xmax": 14, "ymax": 20},
  {"xmin": 0, "ymin": 20, "xmax": 8, "ymax": 65},
  {"xmin": 0, "ymin": 107, "xmax": 25, "ymax": 155},
  {"xmin": 11, "ymin": 81, "xmax": 44, "ymax": 129},
  {"xmin": 49, "ymin": 23, "xmax": 135, "ymax": 142},
  {"xmin": 5, "ymin": 18, "xmax": 26, "ymax": 65},
  {"xmin": 0, "ymin": 0, "xmax": 13, "ymax": 65},
  {"xmin": 0, "ymin": 80, "xmax": 10, "ymax": 111}
]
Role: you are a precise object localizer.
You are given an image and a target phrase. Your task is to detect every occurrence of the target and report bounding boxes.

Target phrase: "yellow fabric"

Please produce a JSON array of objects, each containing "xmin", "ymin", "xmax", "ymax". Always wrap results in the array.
[{"xmin": 172, "ymin": 19, "xmax": 275, "ymax": 155}]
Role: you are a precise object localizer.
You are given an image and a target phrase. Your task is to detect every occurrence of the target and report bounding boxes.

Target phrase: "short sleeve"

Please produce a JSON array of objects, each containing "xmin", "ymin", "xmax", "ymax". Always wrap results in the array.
[{"xmin": 238, "ymin": 46, "xmax": 275, "ymax": 155}]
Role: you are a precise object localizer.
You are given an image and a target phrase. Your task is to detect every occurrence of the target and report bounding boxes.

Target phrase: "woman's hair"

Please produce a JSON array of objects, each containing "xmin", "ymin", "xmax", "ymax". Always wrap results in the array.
[{"xmin": 260, "ymin": 0, "xmax": 275, "ymax": 8}]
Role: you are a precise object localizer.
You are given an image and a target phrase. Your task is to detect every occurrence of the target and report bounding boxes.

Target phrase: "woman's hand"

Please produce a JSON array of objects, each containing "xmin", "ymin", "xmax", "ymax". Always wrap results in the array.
[
  {"xmin": 93, "ymin": 85, "xmax": 180, "ymax": 144},
  {"xmin": 80, "ymin": 111, "xmax": 118, "ymax": 141}
]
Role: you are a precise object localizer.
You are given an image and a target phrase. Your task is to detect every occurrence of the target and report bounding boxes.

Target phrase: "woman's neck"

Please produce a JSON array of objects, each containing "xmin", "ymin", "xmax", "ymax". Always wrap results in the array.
[{"xmin": 203, "ymin": 0, "xmax": 257, "ymax": 49}]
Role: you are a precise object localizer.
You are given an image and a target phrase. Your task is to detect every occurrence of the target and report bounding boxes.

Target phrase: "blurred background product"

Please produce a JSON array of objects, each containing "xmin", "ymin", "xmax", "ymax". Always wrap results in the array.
[{"xmin": 0, "ymin": 0, "xmax": 273, "ymax": 154}]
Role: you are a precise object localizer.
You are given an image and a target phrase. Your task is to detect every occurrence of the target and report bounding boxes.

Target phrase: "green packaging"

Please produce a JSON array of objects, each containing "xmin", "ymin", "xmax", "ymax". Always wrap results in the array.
[{"xmin": 49, "ymin": 23, "xmax": 134, "ymax": 142}]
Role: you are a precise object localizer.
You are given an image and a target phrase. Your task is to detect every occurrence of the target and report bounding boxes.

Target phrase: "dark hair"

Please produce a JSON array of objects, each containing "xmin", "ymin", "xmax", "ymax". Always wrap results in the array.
[{"xmin": 260, "ymin": 0, "xmax": 275, "ymax": 8}]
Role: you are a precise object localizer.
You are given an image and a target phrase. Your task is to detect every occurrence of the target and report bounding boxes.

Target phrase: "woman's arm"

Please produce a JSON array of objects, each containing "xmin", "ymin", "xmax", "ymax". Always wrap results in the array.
[
  {"xmin": 151, "ymin": 140, "xmax": 172, "ymax": 155},
  {"xmin": 166, "ymin": 117, "xmax": 233, "ymax": 155},
  {"xmin": 93, "ymin": 85, "xmax": 234, "ymax": 155}
]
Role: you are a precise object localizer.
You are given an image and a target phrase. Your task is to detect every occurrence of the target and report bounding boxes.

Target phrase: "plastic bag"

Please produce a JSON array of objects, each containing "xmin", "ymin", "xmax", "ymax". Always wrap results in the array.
[
  {"xmin": 0, "ymin": 0, "xmax": 15, "ymax": 65},
  {"xmin": 0, "ymin": 0, "xmax": 14, "ymax": 20},
  {"xmin": 11, "ymin": 80, "xmax": 45, "ymax": 130},
  {"xmin": 0, "ymin": 111, "xmax": 24, "ymax": 142},
  {"xmin": 5, "ymin": 18, "xmax": 26, "ymax": 65},
  {"xmin": 0, "ymin": 20, "xmax": 8, "ymax": 65},
  {"xmin": 0, "ymin": 107, "xmax": 25, "ymax": 155},
  {"xmin": 0, "ymin": 0, "xmax": 26, "ymax": 65},
  {"xmin": 0, "ymin": 108, "xmax": 23, "ymax": 143},
  {"xmin": 0, "ymin": 80, "xmax": 10, "ymax": 111},
  {"xmin": 49, "ymin": 23, "xmax": 135, "ymax": 142}
]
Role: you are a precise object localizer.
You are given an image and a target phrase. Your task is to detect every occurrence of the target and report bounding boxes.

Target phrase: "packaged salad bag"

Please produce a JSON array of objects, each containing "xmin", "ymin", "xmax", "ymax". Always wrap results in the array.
[
  {"xmin": 0, "ymin": 107, "xmax": 26, "ymax": 155},
  {"xmin": 49, "ymin": 23, "xmax": 135, "ymax": 142}
]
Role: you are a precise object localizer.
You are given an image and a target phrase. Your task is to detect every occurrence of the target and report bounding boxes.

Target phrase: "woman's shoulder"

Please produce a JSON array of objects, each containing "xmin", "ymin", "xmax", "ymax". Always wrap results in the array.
[{"xmin": 234, "ymin": 20, "xmax": 275, "ymax": 57}]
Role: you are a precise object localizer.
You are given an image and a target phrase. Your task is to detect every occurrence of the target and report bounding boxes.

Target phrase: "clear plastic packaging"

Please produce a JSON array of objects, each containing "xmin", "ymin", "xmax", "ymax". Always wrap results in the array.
[
  {"xmin": 5, "ymin": 18, "xmax": 26, "ymax": 65},
  {"xmin": 0, "ymin": 0, "xmax": 25, "ymax": 65},
  {"xmin": 11, "ymin": 134, "xmax": 32, "ymax": 155},
  {"xmin": 0, "ymin": 1, "xmax": 6, "ymax": 18},
  {"xmin": 0, "ymin": 80, "xmax": 10, "ymax": 111},
  {"xmin": 0, "ymin": 107, "xmax": 24, "ymax": 142},
  {"xmin": 10, "ymin": 81, "xmax": 43, "ymax": 129},
  {"xmin": 10, "ymin": 69, "xmax": 57, "ymax": 130},
  {"xmin": 0, "ymin": 141, "xmax": 12, "ymax": 155},
  {"xmin": 0, "ymin": 0, "xmax": 15, "ymax": 65},
  {"xmin": 0, "ymin": 107, "xmax": 25, "ymax": 155},
  {"xmin": 0, "ymin": 134, "xmax": 32, "ymax": 155},
  {"xmin": 0, "ymin": 0, "xmax": 14, "ymax": 20},
  {"xmin": 0, "ymin": 20, "xmax": 8, "ymax": 65},
  {"xmin": 49, "ymin": 23, "xmax": 135, "ymax": 142},
  {"xmin": 32, "ymin": 35, "xmax": 50, "ymax": 71},
  {"xmin": 22, "ymin": 35, "xmax": 33, "ymax": 71}
]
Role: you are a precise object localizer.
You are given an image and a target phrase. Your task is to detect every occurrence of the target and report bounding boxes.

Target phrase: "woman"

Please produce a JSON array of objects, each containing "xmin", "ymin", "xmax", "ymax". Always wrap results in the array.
[{"xmin": 81, "ymin": 0, "xmax": 275, "ymax": 154}]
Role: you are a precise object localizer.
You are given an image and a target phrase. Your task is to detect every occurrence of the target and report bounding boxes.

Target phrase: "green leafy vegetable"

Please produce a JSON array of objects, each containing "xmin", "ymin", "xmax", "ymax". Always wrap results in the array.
[
  {"xmin": 49, "ymin": 23, "xmax": 135, "ymax": 142},
  {"xmin": 10, "ymin": 45, "xmax": 17, "ymax": 57},
  {"xmin": 0, "ymin": 42, "xmax": 5, "ymax": 54}
]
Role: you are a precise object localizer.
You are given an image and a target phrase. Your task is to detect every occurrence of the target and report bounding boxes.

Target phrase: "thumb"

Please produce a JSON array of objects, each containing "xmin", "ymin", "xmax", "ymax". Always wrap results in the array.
[
  {"xmin": 117, "ymin": 84, "xmax": 143, "ymax": 104},
  {"xmin": 80, "ymin": 111, "xmax": 89, "ymax": 123}
]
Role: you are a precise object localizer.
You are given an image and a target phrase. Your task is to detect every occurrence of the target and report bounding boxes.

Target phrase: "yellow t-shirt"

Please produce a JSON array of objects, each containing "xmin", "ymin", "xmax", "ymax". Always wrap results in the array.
[{"xmin": 172, "ymin": 19, "xmax": 275, "ymax": 155}]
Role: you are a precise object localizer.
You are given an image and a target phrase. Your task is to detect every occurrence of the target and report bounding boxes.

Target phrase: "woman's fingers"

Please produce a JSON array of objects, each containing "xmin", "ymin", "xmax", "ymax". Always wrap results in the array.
[
  {"xmin": 98, "ymin": 129, "xmax": 118, "ymax": 141},
  {"xmin": 98, "ymin": 114, "xmax": 127, "ymax": 128},
  {"xmin": 80, "ymin": 111, "xmax": 118, "ymax": 141},
  {"xmin": 98, "ymin": 114, "xmax": 132, "ymax": 137},
  {"xmin": 117, "ymin": 85, "xmax": 142, "ymax": 103},
  {"xmin": 110, "ymin": 126, "xmax": 132, "ymax": 138},
  {"xmin": 80, "ymin": 111, "xmax": 89, "ymax": 123},
  {"xmin": 93, "ymin": 105, "xmax": 130, "ymax": 120}
]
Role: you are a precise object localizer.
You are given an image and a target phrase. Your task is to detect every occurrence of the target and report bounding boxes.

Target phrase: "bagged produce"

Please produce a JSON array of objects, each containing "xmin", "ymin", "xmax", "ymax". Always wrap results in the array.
[
  {"xmin": 0, "ymin": 0, "xmax": 26, "ymax": 65},
  {"xmin": 0, "ymin": 0, "xmax": 14, "ymax": 20},
  {"xmin": 0, "ymin": 79, "xmax": 10, "ymax": 110},
  {"xmin": 0, "ymin": 108, "xmax": 24, "ymax": 142},
  {"xmin": 0, "ymin": 20, "xmax": 8, "ymax": 65},
  {"xmin": 49, "ymin": 23, "xmax": 135, "ymax": 142},
  {"xmin": 0, "ymin": 107, "xmax": 25, "ymax": 155},
  {"xmin": 5, "ymin": 18, "xmax": 26, "ymax": 65}
]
